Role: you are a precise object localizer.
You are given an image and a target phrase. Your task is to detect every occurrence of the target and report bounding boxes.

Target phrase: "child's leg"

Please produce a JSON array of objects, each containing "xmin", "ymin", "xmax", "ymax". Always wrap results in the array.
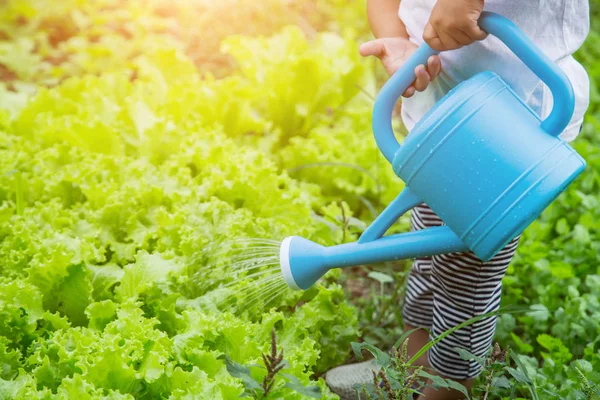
[
  {"xmin": 402, "ymin": 323, "xmax": 431, "ymax": 368},
  {"xmin": 417, "ymin": 224, "xmax": 520, "ymax": 399},
  {"xmin": 402, "ymin": 258, "xmax": 434, "ymax": 370},
  {"xmin": 401, "ymin": 204, "xmax": 441, "ymax": 367}
]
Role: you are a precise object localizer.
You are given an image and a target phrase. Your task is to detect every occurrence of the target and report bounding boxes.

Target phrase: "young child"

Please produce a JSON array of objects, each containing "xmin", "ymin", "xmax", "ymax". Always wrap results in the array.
[{"xmin": 325, "ymin": 0, "xmax": 590, "ymax": 399}]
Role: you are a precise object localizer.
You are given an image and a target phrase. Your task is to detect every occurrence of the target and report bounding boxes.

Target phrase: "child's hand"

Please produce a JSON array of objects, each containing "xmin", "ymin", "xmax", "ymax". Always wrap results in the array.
[
  {"xmin": 359, "ymin": 37, "xmax": 441, "ymax": 98},
  {"xmin": 423, "ymin": 0, "xmax": 487, "ymax": 51}
]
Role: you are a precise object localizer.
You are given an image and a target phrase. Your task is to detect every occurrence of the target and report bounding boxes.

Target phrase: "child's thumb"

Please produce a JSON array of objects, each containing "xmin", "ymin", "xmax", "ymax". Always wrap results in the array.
[
  {"xmin": 470, "ymin": 25, "xmax": 489, "ymax": 41},
  {"xmin": 423, "ymin": 22, "xmax": 444, "ymax": 51},
  {"xmin": 359, "ymin": 40, "xmax": 385, "ymax": 58}
]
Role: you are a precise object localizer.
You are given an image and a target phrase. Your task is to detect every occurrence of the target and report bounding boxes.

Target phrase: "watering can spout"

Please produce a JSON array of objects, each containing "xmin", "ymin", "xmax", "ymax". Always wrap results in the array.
[
  {"xmin": 280, "ymin": 226, "xmax": 468, "ymax": 290},
  {"xmin": 280, "ymin": 236, "xmax": 328, "ymax": 290}
]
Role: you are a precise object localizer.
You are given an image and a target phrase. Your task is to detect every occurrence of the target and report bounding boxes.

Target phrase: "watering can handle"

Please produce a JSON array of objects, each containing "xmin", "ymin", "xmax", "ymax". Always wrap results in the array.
[{"xmin": 373, "ymin": 11, "xmax": 576, "ymax": 163}]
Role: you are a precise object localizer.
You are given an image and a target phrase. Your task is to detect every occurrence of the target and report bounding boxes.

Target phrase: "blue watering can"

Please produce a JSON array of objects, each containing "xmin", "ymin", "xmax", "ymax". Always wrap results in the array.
[{"xmin": 279, "ymin": 12, "xmax": 586, "ymax": 290}]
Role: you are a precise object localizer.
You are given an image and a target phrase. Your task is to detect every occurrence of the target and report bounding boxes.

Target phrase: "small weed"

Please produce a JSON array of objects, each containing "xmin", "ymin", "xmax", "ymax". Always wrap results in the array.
[{"xmin": 226, "ymin": 329, "xmax": 322, "ymax": 399}]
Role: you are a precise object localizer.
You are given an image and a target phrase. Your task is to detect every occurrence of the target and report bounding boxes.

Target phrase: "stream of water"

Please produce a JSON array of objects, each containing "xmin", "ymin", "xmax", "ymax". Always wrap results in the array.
[{"xmin": 208, "ymin": 238, "xmax": 288, "ymax": 313}]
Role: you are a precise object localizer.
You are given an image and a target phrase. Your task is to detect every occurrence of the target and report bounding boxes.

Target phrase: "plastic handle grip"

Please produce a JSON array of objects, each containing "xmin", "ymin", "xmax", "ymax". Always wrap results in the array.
[
  {"xmin": 478, "ymin": 12, "xmax": 575, "ymax": 136},
  {"xmin": 372, "ymin": 11, "xmax": 576, "ymax": 164},
  {"xmin": 372, "ymin": 44, "xmax": 439, "ymax": 163}
]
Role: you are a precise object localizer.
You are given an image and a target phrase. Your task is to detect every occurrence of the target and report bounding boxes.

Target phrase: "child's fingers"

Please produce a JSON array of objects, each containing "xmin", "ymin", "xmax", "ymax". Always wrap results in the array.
[
  {"xmin": 449, "ymin": 28, "xmax": 473, "ymax": 46},
  {"xmin": 436, "ymin": 30, "xmax": 461, "ymax": 50},
  {"xmin": 359, "ymin": 40, "xmax": 385, "ymax": 58},
  {"xmin": 423, "ymin": 22, "xmax": 444, "ymax": 51},
  {"xmin": 403, "ymin": 85, "xmax": 416, "ymax": 98},
  {"xmin": 427, "ymin": 55, "xmax": 441, "ymax": 78},
  {"xmin": 403, "ymin": 56, "xmax": 440, "ymax": 98},
  {"xmin": 468, "ymin": 25, "xmax": 488, "ymax": 41},
  {"xmin": 424, "ymin": 21, "xmax": 466, "ymax": 51},
  {"xmin": 413, "ymin": 65, "xmax": 430, "ymax": 92}
]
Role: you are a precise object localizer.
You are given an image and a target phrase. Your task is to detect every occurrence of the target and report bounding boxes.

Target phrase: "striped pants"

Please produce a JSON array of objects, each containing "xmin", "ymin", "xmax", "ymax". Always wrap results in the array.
[{"xmin": 402, "ymin": 204, "xmax": 520, "ymax": 380}]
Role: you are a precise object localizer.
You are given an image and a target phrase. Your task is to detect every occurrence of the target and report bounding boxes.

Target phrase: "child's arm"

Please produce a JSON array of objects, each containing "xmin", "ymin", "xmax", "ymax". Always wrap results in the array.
[
  {"xmin": 366, "ymin": 0, "xmax": 408, "ymax": 38},
  {"xmin": 361, "ymin": 0, "xmax": 441, "ymax": 98}
]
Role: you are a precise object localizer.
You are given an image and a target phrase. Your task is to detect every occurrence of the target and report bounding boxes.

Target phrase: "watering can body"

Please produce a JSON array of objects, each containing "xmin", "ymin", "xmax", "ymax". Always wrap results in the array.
[
  {"xmin": 389, "ymin": 71, "xmax": 585, "ymax": 261},
  {"xmin": 280, "ymin": 12, "xmax": 586, "ymax": 290}
]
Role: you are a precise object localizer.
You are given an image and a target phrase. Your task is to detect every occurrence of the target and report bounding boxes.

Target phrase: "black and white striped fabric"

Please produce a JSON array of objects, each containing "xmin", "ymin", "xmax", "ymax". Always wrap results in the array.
[{"xmin": 402, "ymin": 203, "xmax": 520, "ymax": 380}]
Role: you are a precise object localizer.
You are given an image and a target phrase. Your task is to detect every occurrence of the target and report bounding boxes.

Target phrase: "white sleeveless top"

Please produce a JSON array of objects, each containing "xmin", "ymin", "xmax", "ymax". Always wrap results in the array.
[{"xmin": 398, "ymin": 0, "xmax": 590, "ymax": 141}]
